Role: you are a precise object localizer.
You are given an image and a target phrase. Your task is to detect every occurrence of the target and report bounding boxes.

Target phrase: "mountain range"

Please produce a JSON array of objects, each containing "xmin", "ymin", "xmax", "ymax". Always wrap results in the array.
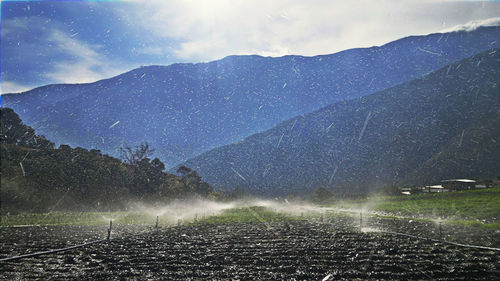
[
  {"xmin": 180, "ymin": 49, "xmax": 500, "ymax": 195},
  {"xmin": 2, "ymin": 26, "xmax": 500, "ymax": 167}
]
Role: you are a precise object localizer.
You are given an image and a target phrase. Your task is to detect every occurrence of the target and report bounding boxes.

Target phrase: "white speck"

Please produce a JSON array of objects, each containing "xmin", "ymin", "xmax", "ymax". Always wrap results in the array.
[
  {"xmin": 282, "ymin": 83, "xmax": 287, "ymax": 88},
  {"xmin": 109, "ymin": 121, "xmax": 120, "ymax": 128},
  {"xmin": 458, "ymin": 130, "xmax": 465, "ymax": 147},
  {"xmin": 230, "ymin": 167, "xmax": 247, "ymax": 182},
  {"xmin": 277, "ymin": 132, "xmax": 285, "ymax": 148},
  {"xmin": 326, "ymin": 122, "xmax": 334, "ymax": 133},
  {"xmin": 328, "ymin": 166, "xmax": 338, "ymax": 184},
  {"xmin": 290, "ymin": 119, "xmax": 298, "ymax": 131},
  {"xmin": 417, "ymin": 47, "xmax": 441, "ymax": 56},
  {"xmin": 368, "ymin": 78, "xmax": 375, "ymax": 87},
  {"xmin": 19, "ymin": 162, "xmax": 26, "ymax": 177},
  {"xmin": 358, "ymin": 111, "xmax": 373, "ymax": 142},
  {"xmin": 262, "ymin": 166, "xmax": 271, "ymax": 177}
]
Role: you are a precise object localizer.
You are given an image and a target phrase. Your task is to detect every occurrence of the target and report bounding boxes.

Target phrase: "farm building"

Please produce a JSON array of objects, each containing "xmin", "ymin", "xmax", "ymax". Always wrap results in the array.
[
  {"xmin": 426, "ymin": 185, "xmax": 446, "ymax": 193},
  {"xmin": 441, "ymin": 179, "xmax": 476, "ymax": 191}
]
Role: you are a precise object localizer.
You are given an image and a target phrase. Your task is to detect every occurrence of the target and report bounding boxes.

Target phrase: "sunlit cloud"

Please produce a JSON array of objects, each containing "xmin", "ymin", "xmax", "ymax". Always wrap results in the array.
[
  {"xmin": 441, "ymin": 16, "xmax": 500, "ymax": 32},
  {"xmin": 45, "ymin": 29, "xmax": 130, "ymax": 84},
  {"xmin": 2, "ymin": 0, "xmax": 500, "ymax": 93},
  {"xmin": 121, "ymin": 0, "xmax": 500, "ymax": 61}
]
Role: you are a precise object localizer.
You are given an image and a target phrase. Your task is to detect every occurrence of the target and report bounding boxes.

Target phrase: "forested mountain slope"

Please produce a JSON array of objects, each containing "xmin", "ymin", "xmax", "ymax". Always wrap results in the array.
[
  {"xmin": 181, "ymin": 49, "xmax": 500, "ymax": 195},
  {"xmin": 3, "ymin": 27, "xmax": 500, "ymax": 167}
]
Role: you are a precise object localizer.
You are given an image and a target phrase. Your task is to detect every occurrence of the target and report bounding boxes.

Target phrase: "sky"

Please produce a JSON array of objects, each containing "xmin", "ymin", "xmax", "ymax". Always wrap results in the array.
[{"xmin": 1, "ymin": 0, "xmax": 500, "ymax": 94}]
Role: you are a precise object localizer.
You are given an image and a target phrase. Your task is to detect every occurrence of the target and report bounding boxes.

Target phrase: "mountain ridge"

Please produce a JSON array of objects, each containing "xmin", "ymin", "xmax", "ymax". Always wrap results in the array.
[
  {"xmin": 2, "ymin": 26, "xmax": 500, "ymax": 167},
  {"xmin": 180, "ymin": 48, "xmax": 500, "ymax": 195}
]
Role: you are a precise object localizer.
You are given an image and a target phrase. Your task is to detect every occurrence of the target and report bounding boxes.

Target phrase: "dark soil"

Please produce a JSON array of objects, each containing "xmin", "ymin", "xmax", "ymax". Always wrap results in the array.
[{"xmin": 0, "ymin": 219, "xmax": 498, "ymax": 280}]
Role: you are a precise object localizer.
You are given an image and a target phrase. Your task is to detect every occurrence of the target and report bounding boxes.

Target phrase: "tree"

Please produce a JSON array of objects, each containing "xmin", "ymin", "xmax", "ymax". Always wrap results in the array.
[
  {"xmin": 311, "ymin": 187, "xmax": 335, "ymax": 203},
  {"xmin": 0, "ymin": 107, "xmax": 54, "ymax": 149},
  {"xmin": 120, "ymin": 142, "xmax": 155, "ymax": 166},
  {"xmin": 151, "ymin": 157, "xmax": 165, "ymax": 171},
  {"xmin": 176, "ymin": 165, "xmax": 213, "ymax": 196},
  {"xmin": 176, "ymin": 165, "xmax": 192, "ymax": 178}
]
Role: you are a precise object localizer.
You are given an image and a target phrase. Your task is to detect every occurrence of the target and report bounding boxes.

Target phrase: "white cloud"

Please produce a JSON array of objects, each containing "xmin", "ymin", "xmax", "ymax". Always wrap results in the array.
[
  {"xmin": 441, "ymin": 16, "xmax": 500, "ymax": 32},
  {"xmin": 1, "ymin": 15, "xmax": 134, "ymax": 91},
  {"xmin": 121, "ymin": 0, "xmax": 500, "ymax": 61},
  {"xmin": 0, "ymin": 81, "xmax": 35, "ymax": 94},
  {"xmin": 46, "ymin": 29, "xmax": 131, "ymax": 84}
]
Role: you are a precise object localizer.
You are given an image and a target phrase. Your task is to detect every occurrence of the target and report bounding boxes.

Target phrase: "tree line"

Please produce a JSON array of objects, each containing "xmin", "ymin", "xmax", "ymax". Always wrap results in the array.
[{"xmin": 0, "ymin": 107, "xmax": 216, "ymax": 213}]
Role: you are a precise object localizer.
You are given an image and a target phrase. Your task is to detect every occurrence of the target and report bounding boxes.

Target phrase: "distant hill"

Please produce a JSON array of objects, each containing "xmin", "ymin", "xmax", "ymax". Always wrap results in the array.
[
  {"xmin": 2, "ymin": 26, "xmax": 500, "ymax": 167},
  {"xmin": 180, "ymin": 49, "xmax": 500, "ymax": 195}
]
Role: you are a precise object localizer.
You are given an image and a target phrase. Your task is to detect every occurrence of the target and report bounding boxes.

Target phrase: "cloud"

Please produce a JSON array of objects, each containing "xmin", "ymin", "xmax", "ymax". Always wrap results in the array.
[
  {"xmin": 45, "ymin": 29, "xmax": 130, "ymax": 84},
  {"xmin": 120, "ymin": 0, "xmax": 500, "ymax": 61},
  {"xmin": 441, "ymin": 16, "xmax": 500, "ymax": 32},
  {"xmin": 1, "ymin": 15, "xmax": 133, "ymax": 91},
  {"xmin": 0, "ymin": 81, "xmax": 34, "ymax": 94}
]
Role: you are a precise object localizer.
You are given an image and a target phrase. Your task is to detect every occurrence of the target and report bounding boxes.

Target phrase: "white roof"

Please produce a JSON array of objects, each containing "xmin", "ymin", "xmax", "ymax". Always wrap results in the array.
[
  {"xmin": 442, "ymin": 179, "xmax": 476, "ymax": 183},
  {"xmin": 428, "ymin": 185, "xmax": 444, "ymax": 189}
]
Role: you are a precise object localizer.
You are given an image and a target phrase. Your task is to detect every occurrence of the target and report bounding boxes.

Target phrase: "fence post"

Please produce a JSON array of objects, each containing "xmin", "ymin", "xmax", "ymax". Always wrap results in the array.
[
  {"xmin": 107, "ymin": 220, "xmax": 112, "ymax": 240},
  {"xmin": 360, "ymin": 212, "xmax": 363, "ymax": 229}
]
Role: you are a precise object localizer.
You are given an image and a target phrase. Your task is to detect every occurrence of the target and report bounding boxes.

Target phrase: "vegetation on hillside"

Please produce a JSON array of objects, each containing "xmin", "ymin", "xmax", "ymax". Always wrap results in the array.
[{"xmin": 0, "ymin": 108, "xmax": 215, "ymax": 213}]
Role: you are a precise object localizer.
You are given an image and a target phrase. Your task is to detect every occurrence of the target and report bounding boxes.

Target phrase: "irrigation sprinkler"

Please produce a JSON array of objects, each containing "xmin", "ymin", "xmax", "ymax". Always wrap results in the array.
[
  {"xmin": 177, "ymin": 219, "xmax": 182, "ymax": 227},
  {"xmin": 439, "ymin": 221, "xmax": 442, "ymax": 240},
  {"xmin": 155, "ymin": 216, "xmax": 159, "ymax": 229},
  {"xmin": 194, "ymin": 213, "xmax": 198, "ymax": 222},
  {"xmin": 107, "ymin": 220, "xmax": 113, "ymax": 240}
]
